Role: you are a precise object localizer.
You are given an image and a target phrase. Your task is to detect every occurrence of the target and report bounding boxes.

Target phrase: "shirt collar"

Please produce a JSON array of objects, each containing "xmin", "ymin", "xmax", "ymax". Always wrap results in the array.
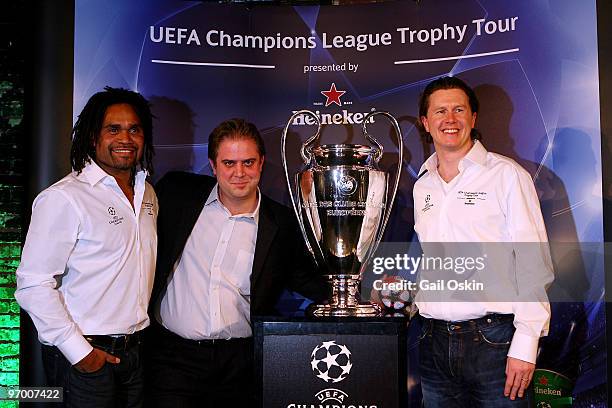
[
  {"xmin": 77, "ymin": 159, "xmax": 148, "ymax": 187},
  {"xmin": 462, "ymin": 140, "xmax": 488, "ymax": 167},
  {"xmin": 418, "ymin": 140, "xmax": 488, "ymax": 175},
  {"xmin": 205, "ymin": 184, "xmax": 261, "ymax": 224},
  {"xmin": 419, "ymin": 151, "xmax": 439, "ymax": 175}
]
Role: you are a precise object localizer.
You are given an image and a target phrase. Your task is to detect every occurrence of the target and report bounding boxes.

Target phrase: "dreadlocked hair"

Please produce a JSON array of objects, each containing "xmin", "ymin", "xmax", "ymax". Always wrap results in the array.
[{"xmin": 70, "ymin": 86, "xmax": 155, "ymax": 178}]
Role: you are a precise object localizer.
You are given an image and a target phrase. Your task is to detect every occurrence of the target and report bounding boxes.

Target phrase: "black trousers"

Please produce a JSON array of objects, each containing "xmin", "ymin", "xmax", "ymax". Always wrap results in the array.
[
  {"xmin": 41, "ymin": 341, "xmax": 144, "ymax": 408},
  {"xmin": 144, "ymin": 324, "xmax": 254, "ymax": 408}
]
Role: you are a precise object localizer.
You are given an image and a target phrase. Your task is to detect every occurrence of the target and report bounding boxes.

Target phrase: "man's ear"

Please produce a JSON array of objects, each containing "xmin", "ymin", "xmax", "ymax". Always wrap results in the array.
[
  {"xmin": 471, "ymin": 112, "xmax": 477, "ymax": 128},
  {"xmin": 420, "ymin": 116, "xmax": 430, "ymax": 133},
  {"xmin": 209, "ymin": 158, "xmax": 217, "ymax": 176}
]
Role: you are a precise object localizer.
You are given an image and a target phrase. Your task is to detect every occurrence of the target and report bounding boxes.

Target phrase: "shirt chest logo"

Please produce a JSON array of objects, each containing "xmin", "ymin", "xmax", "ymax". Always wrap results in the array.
[
  {"xmin": 421, "ymin": 194, "xmax": 434, "ymax": 212},
  {"xmin": 107, "ymin": 206, "xmax": 124, "ymax": 225},
  {"xmin": 143, "ymin": 201, "xmax": 155, "ymax": 216},
  {"xmin": 456, "ymin": 191, "xmax": 487, "ymax": 206}
]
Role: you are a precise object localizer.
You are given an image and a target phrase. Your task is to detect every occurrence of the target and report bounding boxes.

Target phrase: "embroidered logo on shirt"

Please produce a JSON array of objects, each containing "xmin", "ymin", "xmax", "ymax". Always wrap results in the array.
[
  {"xmin": 143, "ymin": 201, "xmax": 155, "ymax": 216},
  {"xmin": 457, "ymin": 191, "xmax": 487, "ymax": 206},
  {"xmin": 422, "ymin": 194, "xmax": 434, "ymax": 212},
  {"xmin": 107, "ymin": 207, "xmax": 124, "ymax": 225}
]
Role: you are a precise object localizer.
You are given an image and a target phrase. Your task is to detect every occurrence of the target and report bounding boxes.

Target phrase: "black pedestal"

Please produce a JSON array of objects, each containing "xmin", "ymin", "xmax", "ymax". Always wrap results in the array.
[{"xmin": 254, "ymin": 316, "xmax": 408, "ymax": 408}]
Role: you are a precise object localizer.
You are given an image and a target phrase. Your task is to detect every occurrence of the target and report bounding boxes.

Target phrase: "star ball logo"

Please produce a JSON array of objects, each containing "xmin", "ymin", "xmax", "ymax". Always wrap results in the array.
[
  {"xmin": 422, "ymin": 193, "xmax": 434, "ymax": 212},
  {"xmin": 284, "ymin": 340, "xmax": 379, "ymax": 408},
  {"xmin": 107, "ymin": 206, "xmax": 124, "ymax": 225},
  {"xmin": 310, "ymin": 340, "xmax": 353, "ymax": 383}
]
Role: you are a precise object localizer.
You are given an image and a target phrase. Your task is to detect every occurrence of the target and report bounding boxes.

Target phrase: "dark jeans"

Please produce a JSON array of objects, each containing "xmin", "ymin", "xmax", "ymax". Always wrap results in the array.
[
  {"xmin": 41, "ymin": 342, "xmax": 144, "ymax": 408},
  {"xmin": 144, "ymin": 324, "xmax": 254, "ymax": 408},
  {"xmin": 419, "ymin": 314, "xmax": 529, "ymax": 408}
]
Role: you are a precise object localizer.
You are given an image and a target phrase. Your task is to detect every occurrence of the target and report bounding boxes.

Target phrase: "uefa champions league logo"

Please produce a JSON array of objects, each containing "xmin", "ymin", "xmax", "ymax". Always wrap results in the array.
[
  {"xmin": 337, "ymin": 175, "xmax": 358, "ymax": 196},
  {"xmin": 310, "ymin": 341, "xmax": 353, "ymax": 383}
]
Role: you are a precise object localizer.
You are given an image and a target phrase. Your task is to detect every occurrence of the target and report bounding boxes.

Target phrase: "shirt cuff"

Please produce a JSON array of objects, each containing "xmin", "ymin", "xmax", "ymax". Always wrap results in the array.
[
  {"xmin": 57, "ymin": 333, "xmax": 93, "ymax": 365},
  {"xmin": 507, "ymin": 331, "xmax": 539, "ymax": 364}
]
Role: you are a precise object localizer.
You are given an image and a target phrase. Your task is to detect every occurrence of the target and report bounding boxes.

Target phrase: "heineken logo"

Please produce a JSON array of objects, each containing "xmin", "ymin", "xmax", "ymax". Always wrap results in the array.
[
  {"xmin": 534, "ymin": 387, "xmax": 561, "ymax": 396},
  {"xmin": 532, "ymin": 369, "xmax": 573, "ymax": 406}
]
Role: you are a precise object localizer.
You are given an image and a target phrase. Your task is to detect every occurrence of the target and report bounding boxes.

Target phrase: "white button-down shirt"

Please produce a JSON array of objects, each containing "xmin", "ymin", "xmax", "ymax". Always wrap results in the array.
[
  {"xmin": 15, "ymin": 161, "xmax": 157, "ymax": 365},
  {"xmin": 158, "ymin": 184, "xmax": 259, "ymax": 340},
  {"xmin": 413, "ymin": 140, "xmax": 553, "ymax": 363}
]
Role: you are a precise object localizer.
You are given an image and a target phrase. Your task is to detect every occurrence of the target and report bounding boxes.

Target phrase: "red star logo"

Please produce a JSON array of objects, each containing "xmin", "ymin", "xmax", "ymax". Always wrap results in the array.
[
  {"xmin": 321, "ymin": 83, "xmax": 346, "ymax": 107},
  {"xmin": 538, "ymin": 376, "xmax": 548, "ymax": 386}
]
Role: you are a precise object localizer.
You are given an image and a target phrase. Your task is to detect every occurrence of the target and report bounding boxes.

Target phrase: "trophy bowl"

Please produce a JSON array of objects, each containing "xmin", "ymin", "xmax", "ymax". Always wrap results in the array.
[{"xmin": 281, "ymin": 110, "xmax": 403, "ymax": 317}]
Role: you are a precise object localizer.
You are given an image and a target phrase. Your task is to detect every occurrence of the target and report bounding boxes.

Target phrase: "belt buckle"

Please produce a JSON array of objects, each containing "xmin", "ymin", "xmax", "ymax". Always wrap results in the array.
[
  {"xmin": 113, "ymin": 334, "xmax": 130, "ymax": 352},
  {"xmin": 110, "ymin": 336, "xmax": 119, "ymax": 353},
  {"xmin": 125, "ymin": 334, "xmax": 134, "ymax": 349},
  {"xmin": 123, "ymin": 333, "xmax": 138, "ymax": 350},
  {"xmin": 447, "ymin": 322, "xmax": 460, "ymax": 332}
]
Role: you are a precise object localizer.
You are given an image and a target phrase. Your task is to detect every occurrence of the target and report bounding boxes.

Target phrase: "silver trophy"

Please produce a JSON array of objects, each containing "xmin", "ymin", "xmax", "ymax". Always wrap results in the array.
[{"xmin": 281, "ymin": 110, "xmax": 403, "ymax": 317}]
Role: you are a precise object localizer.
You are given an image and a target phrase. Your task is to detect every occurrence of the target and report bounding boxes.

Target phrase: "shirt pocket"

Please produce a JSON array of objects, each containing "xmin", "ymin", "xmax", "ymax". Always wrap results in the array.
[{"xmin": 228, "ymin": 249, "xmax": 253, "ymax": 296}]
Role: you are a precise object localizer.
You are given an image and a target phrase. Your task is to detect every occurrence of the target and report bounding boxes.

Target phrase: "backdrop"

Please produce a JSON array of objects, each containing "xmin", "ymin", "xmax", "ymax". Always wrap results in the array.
[{"xmin": 74, "ymin": 0, "xmax": 605, "ymax": 405}]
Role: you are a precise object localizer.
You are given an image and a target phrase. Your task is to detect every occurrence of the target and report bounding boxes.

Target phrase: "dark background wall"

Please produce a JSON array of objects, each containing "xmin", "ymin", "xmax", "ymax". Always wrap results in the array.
[
  {"xmin": 0, "ymin": 0, "xmax": 25, "ymax": 395},
  {"xmin": 597, "ymin": 0, "xmax": 612, "ymax": 404},
  {"xmin": 1, "ymin": 1, "xmax": 74, "ymax": 404}
]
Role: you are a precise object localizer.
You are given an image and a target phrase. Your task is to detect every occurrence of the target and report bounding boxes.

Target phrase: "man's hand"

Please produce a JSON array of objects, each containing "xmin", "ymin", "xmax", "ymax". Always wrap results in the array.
[
  {"xmin": 74, "ymin": 348, "xmax": 120, "ymax": 373},
  {"xmin": 504, "ymin": 356, "xmax": 535, "ymax": 400}
]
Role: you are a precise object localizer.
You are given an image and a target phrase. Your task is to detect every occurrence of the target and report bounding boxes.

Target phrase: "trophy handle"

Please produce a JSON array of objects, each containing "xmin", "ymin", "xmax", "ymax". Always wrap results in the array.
[
  {"xmin": 362, "ymin": 111, "xmax": 404, "ymax": 247},
  {"xmin": 281, "ymin": 110, "xmax": 322, "ymax": 260}
]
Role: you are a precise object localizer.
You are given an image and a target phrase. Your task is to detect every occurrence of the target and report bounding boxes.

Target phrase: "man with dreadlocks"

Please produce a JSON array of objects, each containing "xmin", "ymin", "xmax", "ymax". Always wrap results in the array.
[{"xmin": 16, "ymin": 87, "xmax": 157, "ymax": 407}]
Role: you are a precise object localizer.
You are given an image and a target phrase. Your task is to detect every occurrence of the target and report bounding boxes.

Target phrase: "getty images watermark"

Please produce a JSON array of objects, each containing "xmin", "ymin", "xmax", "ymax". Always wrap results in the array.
[
  {"xmin": 371, "ymin": 253, "xmax": 487, "ymax": 293},
  {"xmin": 367, "ymin": 242, "xmax": 557, "ymax": 303}
]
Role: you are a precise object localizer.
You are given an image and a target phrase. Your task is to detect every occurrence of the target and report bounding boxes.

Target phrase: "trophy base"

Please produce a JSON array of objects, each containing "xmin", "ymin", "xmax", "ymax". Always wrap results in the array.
[
  {"xmin": 306, "ymin": 274, "xmax": 382, "ymax": 317},
  {"xmin": 307, "ymin": 302, "xmax": 382, "ymax": 317}
]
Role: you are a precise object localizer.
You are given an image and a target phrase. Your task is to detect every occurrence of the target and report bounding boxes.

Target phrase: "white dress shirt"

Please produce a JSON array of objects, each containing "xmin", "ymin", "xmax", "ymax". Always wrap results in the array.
[
  {"xmin": 413, "ymin": 140, "xmax": 553, "ymax": 364},
  {"xmin": 158, "ymin": 184, "xmax": 260, "ymax": 340},
  {"xmin": 15, "ymin": 161, "xmax": 157, "ymax": 365}
]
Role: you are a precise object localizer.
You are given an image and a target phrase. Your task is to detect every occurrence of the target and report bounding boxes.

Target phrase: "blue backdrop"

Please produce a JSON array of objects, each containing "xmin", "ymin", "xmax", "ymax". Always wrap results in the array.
[{"xmin": 74, "ymin": 0, "xmax": 605, "ymax": 405}]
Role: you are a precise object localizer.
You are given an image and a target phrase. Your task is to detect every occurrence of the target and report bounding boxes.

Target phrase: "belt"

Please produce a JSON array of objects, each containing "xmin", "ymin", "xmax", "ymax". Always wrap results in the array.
[
  {"xmin": 424, "ymin": 313, "xmax": 514, "ymax": 333},
  {"xmin": 155, "ymin": 323, "xmax": 251, "ymax": 347},
  {"xmin": 85, "ymin": 331, "xmax": 143, "ymax": 353}
]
